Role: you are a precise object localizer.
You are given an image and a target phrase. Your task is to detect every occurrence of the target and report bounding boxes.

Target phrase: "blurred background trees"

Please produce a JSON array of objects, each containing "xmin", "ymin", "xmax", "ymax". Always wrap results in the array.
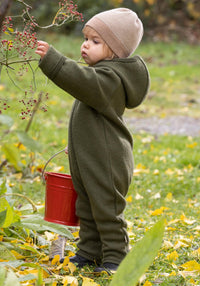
[{"xmin": 2, "ymin": 0, "xmax": 200, "ymax": 43}]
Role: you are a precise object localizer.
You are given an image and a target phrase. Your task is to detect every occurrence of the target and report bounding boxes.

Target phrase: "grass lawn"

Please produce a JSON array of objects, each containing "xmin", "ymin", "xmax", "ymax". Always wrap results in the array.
[{"xmin": 0, "ymin": 34, "xmax": 200, "ymax": 285}]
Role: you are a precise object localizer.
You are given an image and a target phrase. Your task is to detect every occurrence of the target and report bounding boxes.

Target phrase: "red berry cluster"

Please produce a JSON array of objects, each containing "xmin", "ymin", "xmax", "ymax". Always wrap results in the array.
[
  {"xmin": 0, "ymin": 100, "xmax": 11, "ymax": 114},
  {"xmin": 1, "ymin": 16, "xmax": 37, "ymax": 62},
  {"xmin": 19, "ymin": 90, "xmax": 49, "ymax": 120},
  {"xmin": 55, "ymin": 0, "xmax": 84, "ymax": 25}
]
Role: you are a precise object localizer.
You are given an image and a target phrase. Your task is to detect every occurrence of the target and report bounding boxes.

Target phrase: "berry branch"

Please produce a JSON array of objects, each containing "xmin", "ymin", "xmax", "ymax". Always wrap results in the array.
[{"xmin": 0, "ymin": 0, "xmax": 83, "ymax": 118}]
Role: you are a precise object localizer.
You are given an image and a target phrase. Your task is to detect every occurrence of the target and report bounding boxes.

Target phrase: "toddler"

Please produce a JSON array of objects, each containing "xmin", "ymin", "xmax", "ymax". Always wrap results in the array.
[{"xmin": 36, "ymin": 8, "xmax": 150, "ymax": 274}]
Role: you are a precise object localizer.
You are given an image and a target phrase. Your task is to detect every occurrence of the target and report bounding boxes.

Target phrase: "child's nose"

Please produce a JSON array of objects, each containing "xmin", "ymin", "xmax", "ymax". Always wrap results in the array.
[{"xmin": 83, "ymin": 40, "xmax": 89, "ymax": 48}]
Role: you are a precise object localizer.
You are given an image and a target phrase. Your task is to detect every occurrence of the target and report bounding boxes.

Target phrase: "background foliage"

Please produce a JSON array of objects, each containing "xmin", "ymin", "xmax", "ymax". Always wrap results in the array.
[{"xmin": 9, "ymin": 0, "xmax": 200, "ymax": 43}]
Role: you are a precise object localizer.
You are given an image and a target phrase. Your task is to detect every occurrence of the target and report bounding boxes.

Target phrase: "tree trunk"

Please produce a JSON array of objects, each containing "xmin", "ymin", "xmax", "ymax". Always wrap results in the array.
[{"xmin": 0, "ymin": 0, "xmax": 12, "ymax": 31}]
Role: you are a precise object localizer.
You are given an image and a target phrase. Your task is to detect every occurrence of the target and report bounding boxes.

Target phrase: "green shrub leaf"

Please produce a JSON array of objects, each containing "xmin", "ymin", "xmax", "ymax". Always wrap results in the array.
[
  {"xmin": 0, "ymin": 210, "xmax": 7, "ymax": 228},
  {"xmin": 16, "ymin": 131, "xmax": 42, "ymax": 152},
  {"xmin": 0, "ymin": 266, "xmax": 6, "ymax": 286},
  {"xmin": 0, "ymin": 198, "xmax": 14, "ymax": 228},
  {"xmin": 14, "ymin": 215, "xmax": 74, "ymax": 239},
  {"xmin": 110, "ymin": 219, "xmax": 165, "ymax": 286},
  {"xmin": 4, "ymin": 269, "xmax": 20, "ymax": 286},
  {"xmin": 2, "ymin": 144, "xmax": 21, "ymax": 171},
  {"xmin": 0, "ymin": 245, "xmax": 16, "ymax": 261}
]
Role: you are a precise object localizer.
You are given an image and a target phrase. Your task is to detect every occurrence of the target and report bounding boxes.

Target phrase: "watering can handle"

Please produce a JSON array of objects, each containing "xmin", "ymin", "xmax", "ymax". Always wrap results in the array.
[{"xmin": 42, "ymin": 148, "xmax": 68, "ymax": 182}]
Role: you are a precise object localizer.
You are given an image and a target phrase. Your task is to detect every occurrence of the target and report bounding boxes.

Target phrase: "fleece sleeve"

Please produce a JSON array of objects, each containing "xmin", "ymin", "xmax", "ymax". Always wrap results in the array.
[{"xmin": 39, "ymin": 46, "xmax": 121, "ymax": 112}]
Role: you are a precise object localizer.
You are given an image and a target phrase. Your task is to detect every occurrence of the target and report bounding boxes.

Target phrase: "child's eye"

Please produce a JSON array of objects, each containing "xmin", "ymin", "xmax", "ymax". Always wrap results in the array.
[{"xmin": 93, "ymin": 40, "xmax": 99, "ymax": 44}]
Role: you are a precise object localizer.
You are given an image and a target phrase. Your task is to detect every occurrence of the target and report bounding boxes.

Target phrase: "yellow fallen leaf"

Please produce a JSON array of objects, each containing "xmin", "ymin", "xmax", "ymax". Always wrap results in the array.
[
  {"xmin": 167, "ymin": 219, "xmax": 180, "ymax": 225},
  {"xmin": 181, "ymin": 260, "xmax": 200, "ymax": 272},
  {"xmin": 151, "ymin": 206, "xmax": 169, "ymax": 216},
  {"xmin": 189, "ymin": 278, "xmax": 196, "ymax": 284},
  {"xmin": 165, "ymin": 192, "xmax": 173, "ymax": 201},
  {"xmin": 192, "ymin": 248, "xmax": 200, "ymax": 257},
  {"xmin": 163, "ymin": 240, "xmax": 173, "ymax": 250},
  {"xmin": 174, "ymin": 240, "xmax": 189, "ymax": 249},
  {"xmin": 10, "ymin": 250, "xmax": 25, "ymax": 259},
  {"xmin": 14, "ymin": 143, "xmax": 26, "ymax": 150},
  {"xmin": 186, "ymin": 142, "xmax": 197, "ymax": 148},
  {"xmin": 45, "ymin": 231, "xmax": 56, "ymax": 241},
  {"xmin": 167, "ymin": 227, "xmax": 176, "ymax": 231},
  {"xmin": 126, "ymin": 195, "xmax": 132, "ymax": 203},
  {"xmin": 169, "ymin": 270, "xmax": 176, "ymax": 276},
  {"xmin": 134, "ymin": 163, "xmax": 149, "ymax": 174},
  {"xmin": 81, "ymin": 275, "xmax": 100, "ymax": 286},
  {"xmin": 62, "ymin": 256, "xmax": 69, "ymax": 266},
  {"xmin": 68, "ymin": 262, "xmax": 77, "ymax": 275},
  {"xmin": 52, "ymin": 166, "xmax": 64, "ymax": 172},
  {"xmin": 180, "ymin": 214, "xmax": 196, "ymax": 225},
  {"xmin": 72, "ymin": 232, "xmax": 79, "ymax": 238},
  {"xmin": 143, "ymin": 281, "xmax": 152, "ymax": 286},
  {"xmin": 62, "ymin": 276, "xmax": 78, "ymax": 286},
  {"xmin": 167, "ymin": 250, "xmax": 179, "ymax": 262},
  {"xmin": 134, "ymin": 168, "xmax": 149, "ymax": 176},
  {"xmin": 39, "ymin": 255, "xmax": 49, "ymax": 263},
  {"xmin": 52, "ymin": 254, "xmax": 60, "ymax": 265},
  {"xmin": 21, "ymin": 159, "xmax": 27, "ymax": 165}
]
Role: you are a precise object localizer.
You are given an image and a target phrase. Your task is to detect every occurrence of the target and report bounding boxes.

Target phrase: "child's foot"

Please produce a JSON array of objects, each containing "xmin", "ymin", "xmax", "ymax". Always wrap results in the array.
[
  {"xmin": 60, "ymin": 254, "xmax": 95, "ymax": 267},
  {"xmin": 94, "ymin": 262, "xmax": 118, "ymax": 275}
]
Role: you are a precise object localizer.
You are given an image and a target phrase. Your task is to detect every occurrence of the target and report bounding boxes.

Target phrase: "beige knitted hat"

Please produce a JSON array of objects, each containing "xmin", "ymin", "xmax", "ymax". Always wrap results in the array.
[{"xmin": 85, "ymin": 8, "xmax": 143, "ymax": 58}]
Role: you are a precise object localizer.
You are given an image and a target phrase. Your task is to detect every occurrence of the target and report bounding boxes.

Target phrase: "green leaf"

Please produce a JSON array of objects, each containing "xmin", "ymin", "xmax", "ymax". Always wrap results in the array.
[
  {"xmin": 0, "ymin": 261, "xmax": 24, "ymax": 268},
  {"xmin": 0, "ymin": 179, "xmax": 13, "ymax": 205},
  {"xmin": 37, "ymin": 268, "xmax": 43, "ymax": 286},
  {"xmin": 19, "ymin": 244, "xmax": 41, "ymax": 255},
  {"xmin": 0, "ymin": 267, "xmax": 6, "ymax": 286},
  {"xmin": 14, "ymin": 215, "xmax": 73, "ymax": 239},
  {"xmin": 2, "ymin": 143, "xmax": 21, "ymax": 171},
  {"xmin": 110, "ymin": 219, "xmax": 165, "ymax": 286},
  {"xmin": 0, "ymin": 180, "xmax": 7, "ymax": 196},
  {"xmin": 0, "ymin": 245, "xmax": 16, "ymax": 261},
  {"xmin": 16, "ymin": 131, "xmax": 43, "ymax": 152},
  {"xmin": 4, "ymin": 269, "xmax": 20, "ymax": 286},
  {"xmin": 18, "ymin": 274, "xmax": 38, "ymax": 282},
  {"xmin": 20, "ymin": 262, "xmax": 49, "ymax": 276},
  {"xmin": 0, "ymin": 198, "xmax": 14, "ymax": 228},
  {"xmin": 0, "ymin": 210, "xmax": 7, "ymax": 227},
  {"xmin": 0, "ymin": 115, "xmax": 13, "ymax": 127}
]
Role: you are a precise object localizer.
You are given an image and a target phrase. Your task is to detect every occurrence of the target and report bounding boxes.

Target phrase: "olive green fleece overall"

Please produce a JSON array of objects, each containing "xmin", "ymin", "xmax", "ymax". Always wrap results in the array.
[{"xmin": 39, "ymin": 47, "xmax": 149, "ymax": 265}]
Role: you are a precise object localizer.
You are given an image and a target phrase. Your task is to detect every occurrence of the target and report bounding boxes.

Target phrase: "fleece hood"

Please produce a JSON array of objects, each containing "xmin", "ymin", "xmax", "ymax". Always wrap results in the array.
[{"xmin": 96, "ymin": 56, "xmax": 150, "ymax": 109}]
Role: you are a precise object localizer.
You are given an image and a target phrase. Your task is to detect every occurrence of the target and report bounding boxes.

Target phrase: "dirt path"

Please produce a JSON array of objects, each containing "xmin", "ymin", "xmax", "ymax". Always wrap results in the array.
[{"xmin": 125, "ymin": 115, "xmax": 200, "ymax": 137}]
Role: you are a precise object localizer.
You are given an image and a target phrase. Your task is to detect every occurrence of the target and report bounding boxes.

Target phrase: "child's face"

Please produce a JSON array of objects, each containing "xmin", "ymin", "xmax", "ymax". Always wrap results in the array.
[{"xmin": 81, "ymin": 27, "xmax": 114, "ymax": 66}]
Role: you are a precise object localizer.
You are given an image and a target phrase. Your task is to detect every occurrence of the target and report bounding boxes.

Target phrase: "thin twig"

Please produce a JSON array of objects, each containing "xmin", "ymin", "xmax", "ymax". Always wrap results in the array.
[
  {"xmin": 0, "ymin": 193, "xmax": 37, "ymax": 212},
  {"xmin": 24, "ymin": 91, "xmax": 42, "ymax": 133}
]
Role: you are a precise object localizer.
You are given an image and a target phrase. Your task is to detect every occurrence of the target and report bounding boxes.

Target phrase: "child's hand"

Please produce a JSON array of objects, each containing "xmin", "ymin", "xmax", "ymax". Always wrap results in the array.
[{"xmin": 35, "ymin": 41, "xmax": 49, "ymax": 59}]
